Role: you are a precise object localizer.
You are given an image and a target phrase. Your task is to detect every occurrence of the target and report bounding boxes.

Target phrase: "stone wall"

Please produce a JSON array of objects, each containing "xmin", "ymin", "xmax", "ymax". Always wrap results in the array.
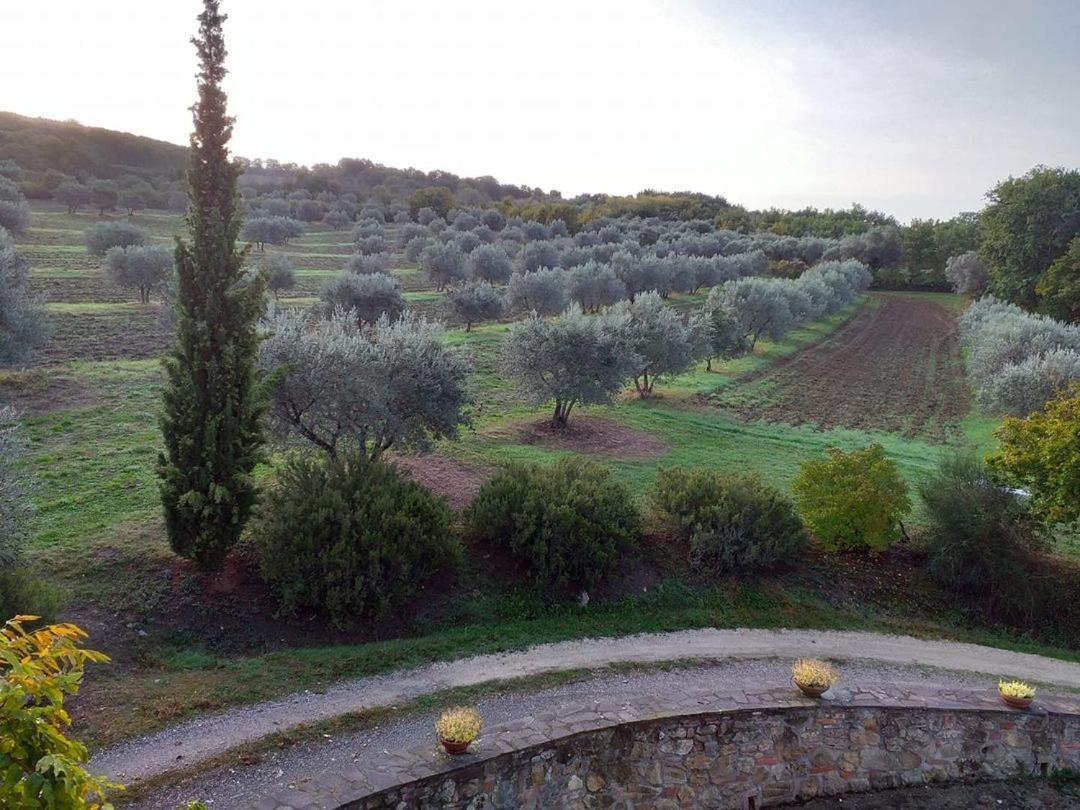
[{"xmin": 248, "ymin": 685, "xmax": 1080, "ymax": 809}]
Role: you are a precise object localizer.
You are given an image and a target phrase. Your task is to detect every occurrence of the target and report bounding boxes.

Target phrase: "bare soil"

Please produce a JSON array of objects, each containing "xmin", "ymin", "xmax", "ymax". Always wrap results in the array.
[
  {"xmin": 710, "ymin": 295, "xmax": 971, "ymax": 442},
  {"xmin": 391, "ymin": 453, "xmax": 489, "ymax": 511},
  {"xmin": 511, "ymin": 414, "xmax": 670, "ymax": 459}
]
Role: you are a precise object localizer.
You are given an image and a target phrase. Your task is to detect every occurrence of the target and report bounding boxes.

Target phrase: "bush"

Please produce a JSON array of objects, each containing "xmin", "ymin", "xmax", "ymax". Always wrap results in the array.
[
  {"xmin": 651, "ymin": 467, "xmax": 806, "ymax": 574},
  {"xmin": 255, "ymin": 452, "xmax": 459, "ymax": 627},
  {"xmin": 464, "ymin": 457, "xmax": 640, "ymax": 590},
  {"xmin": 792, "ymin": 444, "xmax": 911, "ymax": 551},
  {"xmin": 919, "ymin": 452, "xmax": 1043, "ymax": 620}
]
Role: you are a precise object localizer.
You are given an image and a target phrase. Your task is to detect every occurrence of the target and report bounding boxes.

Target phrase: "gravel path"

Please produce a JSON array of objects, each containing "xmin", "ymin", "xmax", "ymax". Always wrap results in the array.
[{"xmin": 93, "ymin": 628, "xmax": 1080, "ymax": 789}]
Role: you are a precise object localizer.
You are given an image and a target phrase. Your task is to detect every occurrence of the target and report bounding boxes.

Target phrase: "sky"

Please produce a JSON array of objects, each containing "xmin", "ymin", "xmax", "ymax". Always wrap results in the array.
[{"xmin": 6, "ymin": 0, "xmax": 1079, "ymax": 222}]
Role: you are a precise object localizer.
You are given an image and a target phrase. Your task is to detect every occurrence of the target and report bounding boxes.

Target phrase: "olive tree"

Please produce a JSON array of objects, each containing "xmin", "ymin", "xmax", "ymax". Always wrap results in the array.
[
  {"xmin": 84, "ymin": 221, "xmax": 146, "ymax": 255},
  {"xmin": 721, "ymin": 277, "xmax": 795, "ymax": 349},
  {"xmin": 468, "ymin": 244, "xmax": 513, "ymax": 284},
  {"xmin": 507, "ymin": 268, "xmax": 567, "ymax": 316},
  {"xmin": 516, "ymin": 241, "xmax": 560, "ymax": 273},
  {"xmin": 319, "ymin": 272, "xmax": 406, "ymax": 328},
  {"xmin": 261, "ymin": 253, "xmax": 296, "ymax": 298},
  {"xmin": 419, "ymin": 243, "xmax": 468, "ymax": 290},
  {"xmin": 1, "ymin": 228, "xmax": 47, "ymax": 366},
  {"xmin": 502, "ymin": 305, "xmax": 636, "ymax": 426},
  {"xmin": 698, "ymin": 289, "xmax": 751, "ymax": 370},
  {"xmin": 103, "ymin": 244, "xmax": 173, "ymax": 303},
  {"xmin": 608, "ymin": 291, "xmax": 698, "ymax": 396},
  {"xmin": 945, "ymin": 251, "xmax": 989, "ymax": 296},
  {"xmin": 259, "ymin": 309, "xmax": 471, "ymax": 460},
  {"xmin": 242, "ymin": 216, "xmax": 303, "ymax": 249},
  {"xmin": 53, "ymin": 182, "xmax": 91, "ymax": 214},
  {"xmin": 322, "ymin": 209, "xmax": 351, "ymax": 230},
  {"xmin": 567, "ymin": 261, "xmax": 626, "ymax": 312},
  {"xmin": 0, "ymin": 406, "xmax": 31, "ymax": 568},
  {"xmin": 345, "ymin": 251, "xmax": 393, "ymax": 275},
  {"xmin": 445, "ymin": 281, "xmax": 504, "ymax": 331}
]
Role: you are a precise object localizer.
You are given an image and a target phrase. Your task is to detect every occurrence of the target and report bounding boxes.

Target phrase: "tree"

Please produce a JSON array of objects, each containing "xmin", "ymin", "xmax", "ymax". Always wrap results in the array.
[
  {"xmin": 259, "ymin": 309, "xmax": 471, "ymax": 460},
  {"xmin": 988, "ymin": 382, "xmax": 1080, "ymax": 526},
  {"xmin": 242, "ymin": 216, "xmax": 302, "ymax": 249},
  {"xmin": 980, "ymin": 166, "xmax": 1080, "ymax": 308},
  {"xmin": 1036, "ymin": 237, "xmax": 1080, "ymax": 323},
  {"xmin": 502, "ymin": 305, "xmax": 636, "ymax": 426},
  {"xmin": 53, "ymin": 182, "xmax": 91, "ymax": 214},
  {"xmin": 322, "ymin": 208, "xmax": 350, "ymax": 229},
  {"xmin": 0, "ymin": 407, "xmax": 30, "ymax": 572},
  {"xmin": 792, "ymin": 444, "xmax": 911, "ymax": 552},
  {"xmin": 507, "ymin": 268, "xmax": 567, "ymax": 316},
  {"xmin": 721, "ymin": 277, "xmax": 794, "ymax": 349},
  {"xmin": 0, "ymin": 229, "xmax": 47, "ymax": 366},
  {"xmin": 319, "ymin": 271, "xmax": 406, "ymax": 328},
  {"xmin": 293, "ymin": 199, "xmax": 324, "ymax": 222},
  {"xmin": 698, "ymin": 289, "xmax": 751, "ymax": 370},
  {"xmin": 103, "ymin": 245, "xmax": 173, "ymax": 303},
  {"xmin": 0, "ymin": 617, "xmax": 120, "ymax": 808},
  {"xmin": 445, "ymin": 281, "xmax": 504, "ymax": 331},
  {"xmin": 84, "ymin": 221, "xmax": 146, "ymax": 255},
  {"xmin": 260, "ymin": 253, "xmax": 295, "ymax": 298},
  {"xmin": 118, "ymin": 190, "xmax": 145, "ymax": 216},
  {"xmin": 945, "ymin": 251, "xmax": 989, "ymax": 296},
  {"xmin": 159, "ymin": 0, "xmax": 267, "ymax": 571},
  {"xmin": 409, "ymin": 186, "xmax": 455, "ymax": 220},
  {"xmin": 419, "ymin": 243, "xmax": 468, "ymax": 290},
  {"xmin": 90, "ymin": 179, "xmax": 118, "ymax": 214},
  {"xmin": 468, "ymin": 244, "xmax": 512, "ymax": 284},
  {"xmin": 566, "ymin": 261, "xmax": 626, "ymax": 312},
  {"xmin": 344, "ymin": 251, "xmax": 393, "ymax": 275},
  {"xmin": 0, "ymin": 179, "xmax": 30, "ymax": 236},
  {"xmin": 609, "ymin": 291, "xmax": 698, "ymax": 396}
]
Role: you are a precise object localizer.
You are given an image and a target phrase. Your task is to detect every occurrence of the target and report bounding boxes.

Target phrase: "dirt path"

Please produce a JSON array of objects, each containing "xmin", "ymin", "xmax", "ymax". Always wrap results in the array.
[
  {"xmin": 714, "ymin": 294, "xmax": 971, "ymax": 441},
  {"xmin": 91, "ymin": 627, "xmax": 1080, "ymax": 786}
]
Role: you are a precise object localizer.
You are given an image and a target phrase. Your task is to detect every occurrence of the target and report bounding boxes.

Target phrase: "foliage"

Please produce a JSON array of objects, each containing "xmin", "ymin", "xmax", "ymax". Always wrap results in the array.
[
  {"xmin": 255, "ymin": 452, "xmax": 458, "ymax": 628},
  {"xmin": 791, "ymin": 444, "xmax": 911, "ymax": 552},
  {"xmin": 980, "ymin": 166, "xmax": 1080, "ymax": 308},
  {"xmin": 103, "ymin": 245, "xmax": 173, "ymax": 303},
  {"xmin": 0, "ymin": 229, "xmax": 47, "ymax": 366},
  {"xmin": 408, "ymin": 186, "xmax": 455, "ymax": 220},
  {"xmin": 344, "ymin": 251, "xmax": 393, "ymax": 276},
  {"xmin": 52, "ymin": 183, "xmax": 92, "ymax": 214},
  {"xmin": 506, "ymin": 268, "xmax": 567, "ymax": 316},
  {"xmin": 83, "ymin": 221, "xmax": 146, "ymax": 256},
  {"xmin": 566, "ymin": 261, "xmax": 626, "ymax": 312},
  {"xmin": 0, "ymin": 180, "xmax": 30, "ymax": 236},
  {"xmin": 319, "ymin": 272, "xmax": 406, "ymax": 328},
  {"xmin": 0, "ymin": 407, "xmax": 30, "ymax": 571},
  {"xmin": 988, "ymin": 383, "xmax": 1080, "ymax": 526},
  {"xmin": 435, "ymin": 706, "xmax": 484, "ymax": 743},
  {"xmin": 241, "ymin": 216, "xmax": 303, "ymax": 249},
  {"xmin": 467, "ymin": 244, "xmax": 512, "ymax": 284},
  {"xmin": 720, "ymin": 277, "xmax": 794, "ymax": 349},
  {"xmin": 445, "ymin": 281, "xmax": 503, "ymax": 331},
  {"xmin": 159, "ymin": 0, "xmax": 266, "ymax": 571},
  {"xmin": 608, "ymin": 291, "xmax": 698, "ymax": 395},
  {"xmin": 791, "ymin": 658, "xmax": 839, "ymax": 690},
  {"xmin": 998, "ymin": 680, "xmax": 1035, "ymax": 700},
  {"xmin": 944, "ymin": 250, "xmax": 988, "ymax": 296},
  {"xmin": 260, "ymin": 309, "xmax": 470, "ymax": 460},
  {"xmin": 919, "ymin": 452, "xmax": 1044, "ymax": 621},
  {"xmin": 419, "ymin": 243, "xmax": 468, "ymax": 290},
  {"xmin": 260, "ymin": 253, "xmax": 296, "ymax": 298},
  {"xmin": 1037, "ymin": 236, "xmax": 1080, "ymax": 323},
  {"xmin": 502, "ymin": 305, "xmax": 636, "ymax": 426},
  {"xmin": 464, "ymin": 457, "xmax": 640, "ymax": 590},
  {"xmin": 650, "ymin": 467, "xmax": 806, "ymax": 575},
  {"xmin": 697, "ymin": 291, "xmax": 751, "ymax": 370},
  {"xmin": 0, "ymin": 616, "xmax": 119, "ymax": 808}
]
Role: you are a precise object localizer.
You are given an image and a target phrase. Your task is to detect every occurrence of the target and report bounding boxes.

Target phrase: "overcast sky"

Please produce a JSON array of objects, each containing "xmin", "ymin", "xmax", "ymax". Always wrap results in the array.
[{"xmin": 7, "ymin": 0, "xmax": 1079, "ymax": 221}]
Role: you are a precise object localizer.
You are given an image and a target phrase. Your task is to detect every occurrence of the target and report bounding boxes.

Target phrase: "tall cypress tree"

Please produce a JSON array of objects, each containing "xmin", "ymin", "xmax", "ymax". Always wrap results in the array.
[{"xmin": 159, "ymin": 0, "xmax": 264, "ymax": 570}]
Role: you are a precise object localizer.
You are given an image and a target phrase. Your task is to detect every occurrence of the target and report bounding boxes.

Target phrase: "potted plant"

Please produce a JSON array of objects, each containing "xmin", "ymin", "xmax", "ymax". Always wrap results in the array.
[
  {"xmin": 792, "ymin": 658, "xmax": 839, "ymax": 698},
  {"xmin": 998, "ymin": 679, "xmax": 1036, "ymax": 710},
  {"xmin": 435, "ymin": 706, "xmax": 483, "ymax": 754}
]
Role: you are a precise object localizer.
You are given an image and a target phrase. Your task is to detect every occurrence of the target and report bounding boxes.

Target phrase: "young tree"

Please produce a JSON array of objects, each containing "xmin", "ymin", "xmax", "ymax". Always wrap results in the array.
[
  {"xmin": 502, "ymin": 305, "xmax": 636, "ymax": 426},
  {"xmin": 445, "ymin": 281, "xmax": 504, "ymax": 331},
  {"xmin": 159, "ymin": 0, "xmax": 267, "ymax": 571},
  {"xmin": 319, "ymin": 271, "xmax": 406, "ymax": 328},
  {"xmin": 259, "ymin": 309, "xmax": 471, "ymax": 460},
  {"xmin": 0, "ymin": 228, "xmax": 47, "ymax": 366},
  {"xmin": 104, "ymin": 244, "xmax": 173, "ymax": 303},
  {"xmin": 698, "ymin": 289, "xmax": 751, "ymax": 371},
  {"xmin": 260, "ymin": 253, "xmax": 296, "ymax": 298},
  {"xmin": 608, "ymin": 291, "xmax": 698, "ymax": 396}
]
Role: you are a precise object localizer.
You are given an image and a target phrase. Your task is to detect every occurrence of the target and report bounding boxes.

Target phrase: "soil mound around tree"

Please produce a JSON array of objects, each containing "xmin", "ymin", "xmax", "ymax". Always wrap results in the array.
[{"xmin": 514, "ymin": 414, "xmax": 670, "ymax": 460}]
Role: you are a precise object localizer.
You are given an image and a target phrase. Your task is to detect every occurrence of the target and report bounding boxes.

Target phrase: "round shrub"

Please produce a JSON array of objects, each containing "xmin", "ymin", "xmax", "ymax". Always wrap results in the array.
[
  {"xmin": 650, "ymin": 467, "xmax": 806, "ymax": 574},
  {"xmin": 464, "ymin": 457, "xmax": 640, "ymax": 590},
  {"xmin": 255, "ymin": 452, "xmax": 459, "ymax": 627},
  {"xmin": 792, "ymin": 444, "xmax": 911, "ymax": 552}
]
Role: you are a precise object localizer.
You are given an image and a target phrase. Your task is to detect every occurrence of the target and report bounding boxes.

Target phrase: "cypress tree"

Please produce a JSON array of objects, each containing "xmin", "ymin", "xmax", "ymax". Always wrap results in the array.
[{"xmin": 158, "ymin": 0, "xmax": 265, "ymax": 570}]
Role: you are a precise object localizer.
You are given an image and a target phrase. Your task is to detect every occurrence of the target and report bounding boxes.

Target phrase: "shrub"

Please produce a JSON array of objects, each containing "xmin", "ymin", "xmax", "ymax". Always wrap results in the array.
[
  {"xmin": 919, "ymin": 451, "xmax": 1043, "ymax": 619},
  {"xmin": 651, "ymin": 467, "xmax": 806, "ymax": 574},
  {"xmin": 464, "ymin": 457, "xmax": 640, "ymax": 590},
  {"xmin": 792, "ymin": 444, "xmax": 911, "ymax": 551},
  {"xmin": 255, "ymin": 452, "xmax": 459, "ymax": 627},
  {"xmin": 791, "ymin": 658, "xmax": 839, "ymax": 690},
  {"xmin": 84, "ymin": 221, "xmax": 146, "ymax": 255},
  {"xmin": 0, "ymin": 616, "xmax": 120, "ymax": 807},
  {"xmin": 435, "ymin": 706, "xmax": 483, "ymax": 744}
]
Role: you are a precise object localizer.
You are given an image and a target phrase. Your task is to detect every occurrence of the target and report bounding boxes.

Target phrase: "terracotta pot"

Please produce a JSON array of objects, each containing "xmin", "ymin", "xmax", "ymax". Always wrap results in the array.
[
  {"xmin": 1000, "ymin": 693, "xmax": 1033, "ymax": 710},
  {"xmin": 440, "ymin": 737, "xmax": 471, "ymax": 755},
  {"xmin": 793, "ymin": 678, "xmax": 829, "ymax": 698}
]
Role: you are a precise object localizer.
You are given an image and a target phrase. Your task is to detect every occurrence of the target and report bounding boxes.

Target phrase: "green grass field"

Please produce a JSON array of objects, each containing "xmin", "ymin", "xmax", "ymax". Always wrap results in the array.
[{"xmin": 11, "ymin": 200, "xmax": 1073, "ymax": 749}]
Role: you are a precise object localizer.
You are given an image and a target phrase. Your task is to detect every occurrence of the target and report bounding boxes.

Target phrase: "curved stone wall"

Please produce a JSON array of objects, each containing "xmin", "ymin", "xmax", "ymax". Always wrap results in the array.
[{"xmin": 250, "ymin": 685, "xmax": 1080, "ymax": 809}]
